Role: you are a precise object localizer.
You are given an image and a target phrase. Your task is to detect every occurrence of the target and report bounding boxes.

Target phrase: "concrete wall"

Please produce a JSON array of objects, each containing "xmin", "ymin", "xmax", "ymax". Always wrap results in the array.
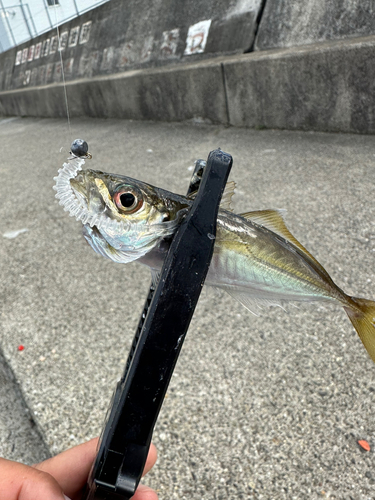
[
  {"xmin": 1, "ymin": 0, "xmax": 375, "ymax": 134},
  {"xmin": 255, "ymin": 0, "xmax": 375, "ymax": 49},
  {"xmin": 0, "ymin": 0, "xmax": 262, "ymax": 92}
]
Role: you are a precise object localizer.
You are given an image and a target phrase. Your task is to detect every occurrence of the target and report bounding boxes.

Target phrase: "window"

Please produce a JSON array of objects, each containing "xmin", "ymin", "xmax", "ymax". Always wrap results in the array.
[{"xmin": 47, "ymin": 0, "xmax": 59, "ymax": 6}]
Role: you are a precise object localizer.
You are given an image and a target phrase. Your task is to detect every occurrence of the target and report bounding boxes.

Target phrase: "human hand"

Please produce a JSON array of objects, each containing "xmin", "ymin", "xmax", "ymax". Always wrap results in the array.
[{"xmin": 0, "ymin": 438, "xmax": 158, "ymax": 500}]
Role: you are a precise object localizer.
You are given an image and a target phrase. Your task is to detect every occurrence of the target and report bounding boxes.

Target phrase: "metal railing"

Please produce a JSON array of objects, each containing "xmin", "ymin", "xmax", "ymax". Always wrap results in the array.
[{"xmin": 0, "ymin": 0, "xmax": 110, "ymax": 53}]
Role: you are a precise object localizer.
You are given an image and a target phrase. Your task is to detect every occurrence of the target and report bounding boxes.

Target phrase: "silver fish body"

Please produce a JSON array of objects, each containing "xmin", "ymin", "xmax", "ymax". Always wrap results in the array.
[
  {"xmin": 138, "ymin": 209, "xmax": 344, "ymax": 306},
  {"xmin": 207, "ymin": 212, "xmax": 344, "ymax": 303},
  {"xmin": 54, "ymin": 158, "xmax": 375, "ymax": 362}
]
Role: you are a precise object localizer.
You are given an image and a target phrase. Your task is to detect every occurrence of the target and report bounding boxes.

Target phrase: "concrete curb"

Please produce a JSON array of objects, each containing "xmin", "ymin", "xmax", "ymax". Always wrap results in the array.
[
  {"xmin": 0, "ymin": 348, "xmax": 50, "ymax": 465},
  {"xmin": 1, "ymin": 35, "xmax": 375, "ymax": 133},
  {"xmin": 225, "ymin": 35, "xmax": 375, "ymax": 133},
  {"xmin": 0, "ymin": 57, "xmax": 229, "ymax": 124}
]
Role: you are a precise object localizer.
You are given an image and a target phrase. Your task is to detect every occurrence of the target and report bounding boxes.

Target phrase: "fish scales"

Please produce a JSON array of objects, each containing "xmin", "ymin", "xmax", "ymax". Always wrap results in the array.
[{"xmin": 209, "ymin": 214, "xmax": 341, "ymax": 303}]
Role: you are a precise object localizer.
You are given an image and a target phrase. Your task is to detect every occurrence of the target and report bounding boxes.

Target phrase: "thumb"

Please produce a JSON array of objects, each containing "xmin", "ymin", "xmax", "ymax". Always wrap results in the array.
[{"xmin": 0, "ymin": 457, "xmax": 69, "ymax": 500}]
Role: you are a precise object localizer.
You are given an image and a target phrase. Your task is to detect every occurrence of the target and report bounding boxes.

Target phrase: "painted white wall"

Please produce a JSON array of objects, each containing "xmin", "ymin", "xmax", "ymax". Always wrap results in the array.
[{"xmin": 0, "ymin": 0, "xmax": 109, "ymax": 52}]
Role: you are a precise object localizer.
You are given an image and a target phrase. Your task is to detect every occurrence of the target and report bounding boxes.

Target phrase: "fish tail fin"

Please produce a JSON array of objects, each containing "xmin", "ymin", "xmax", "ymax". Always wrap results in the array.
[{"xmin": 344, "ymin": 297, "xmax": 375, "ymax": 363}]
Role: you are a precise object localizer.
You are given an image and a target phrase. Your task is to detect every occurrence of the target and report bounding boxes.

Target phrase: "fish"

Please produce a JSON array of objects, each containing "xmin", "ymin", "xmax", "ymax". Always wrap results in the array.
[{"xmin": 54, "ymin": 157, "xmax": 375, "ymax": 363}]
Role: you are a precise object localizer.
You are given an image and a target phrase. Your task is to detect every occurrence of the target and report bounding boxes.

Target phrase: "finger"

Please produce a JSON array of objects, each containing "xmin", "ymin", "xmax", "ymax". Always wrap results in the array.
[
  {"xmin": 36, "ymin": 439, "xmax": 157, "ymax": 498},
  {"xmin": 0, "ymin": 458, "xmax": 66, "ymax": 500},
  {"xmin": 132, "ymin": 484, "xmax": 159, "ymax": 500},
  {"xmin": 35, "ymin": 438, "xmax": 99, "ymax": 498},
  {"xmin": 142, "ymin": 443, "xmax": 157, "ymax": 477}
]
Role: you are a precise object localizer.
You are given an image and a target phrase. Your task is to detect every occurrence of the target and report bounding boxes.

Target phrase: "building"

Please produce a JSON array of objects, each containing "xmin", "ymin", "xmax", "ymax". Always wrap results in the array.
[{"xmin": 0, "ymin": 0, "xmax": 109, "ymax": 52}]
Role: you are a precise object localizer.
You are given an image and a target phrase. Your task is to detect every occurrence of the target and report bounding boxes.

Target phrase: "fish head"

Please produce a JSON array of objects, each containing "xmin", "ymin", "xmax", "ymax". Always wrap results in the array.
[{"xmin": 54, "ymin": 158, "xmax": 189, "ymax": 263}]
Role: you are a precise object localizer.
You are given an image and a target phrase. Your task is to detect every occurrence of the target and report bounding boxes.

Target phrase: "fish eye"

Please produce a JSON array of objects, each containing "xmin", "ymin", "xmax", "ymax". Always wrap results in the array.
[
  {"xmin": 113, "ymin": 186, "xmax": 143, "ymax": 214},
  {"xmin": 120, "ymin": 192, "xmax": 135, "ymax": 207}
]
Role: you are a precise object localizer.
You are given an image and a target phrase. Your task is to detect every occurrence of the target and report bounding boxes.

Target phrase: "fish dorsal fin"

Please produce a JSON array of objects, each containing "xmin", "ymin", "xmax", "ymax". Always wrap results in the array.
[
  {"xmin": 220, "ymin": 181, "xmax": 236, "ymax": 212},
  {"xmin": 188, "ymin": 181, "xmax": 236, "ymax": 212},
  {"xmin": 239, "ymin": 209, "xmax": 330, "ymax": 278}
]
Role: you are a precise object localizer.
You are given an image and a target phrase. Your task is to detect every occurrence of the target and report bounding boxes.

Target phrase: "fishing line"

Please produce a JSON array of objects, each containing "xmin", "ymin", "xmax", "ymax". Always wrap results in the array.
[{"xmin": 53, "ymin": 1, "xmax": 72, "ymax": 143}]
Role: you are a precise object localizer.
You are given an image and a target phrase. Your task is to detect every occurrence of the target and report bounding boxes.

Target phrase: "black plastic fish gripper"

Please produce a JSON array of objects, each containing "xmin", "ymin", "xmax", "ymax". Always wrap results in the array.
[{"xmin": 83, "ymin": 149, "xmax": 233, "ymax": 500}]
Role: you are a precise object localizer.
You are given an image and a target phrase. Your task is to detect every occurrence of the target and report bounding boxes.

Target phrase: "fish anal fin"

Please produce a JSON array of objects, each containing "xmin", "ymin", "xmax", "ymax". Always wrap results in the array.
[
  {"xmin": 223, "ymin": 289, "xmax": 260, "ymax": 316},
  {"xmin": 218, "ymin": 287, "xmax": 286, "ymax": 317},
  {"xmin": 239, "ymin": 209, "xmax": 329, "ymax": 278}
]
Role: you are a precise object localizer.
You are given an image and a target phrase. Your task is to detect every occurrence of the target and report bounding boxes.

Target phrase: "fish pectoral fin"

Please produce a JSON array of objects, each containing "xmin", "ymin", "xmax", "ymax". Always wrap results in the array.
[
  {"xmin": 151, "ymin": 269, "xmax": 160, "ymax": 288},
  {"xmin": 239, "ymin": 209, "xmax": 331, "ymax": 279},
  {"xmin": 188, "ymin": 180, "xmax": 236, "ymax": 212}
]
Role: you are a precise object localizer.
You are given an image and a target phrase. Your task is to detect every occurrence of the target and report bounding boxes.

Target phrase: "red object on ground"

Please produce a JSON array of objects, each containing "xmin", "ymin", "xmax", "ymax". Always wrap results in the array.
[
  {"xmin": 17, "ymin": 345, "xmax": 24, "ymax": 351},
  {"xmin": 358, "ymin": 440, "xmax": 371, "ymax": 451}
]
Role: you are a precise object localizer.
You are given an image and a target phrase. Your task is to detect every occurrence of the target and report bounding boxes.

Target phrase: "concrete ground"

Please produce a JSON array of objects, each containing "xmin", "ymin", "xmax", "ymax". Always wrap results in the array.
[{"xmin": 1, "ymin": 116, "xmax": 375, "ymax": 499}]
